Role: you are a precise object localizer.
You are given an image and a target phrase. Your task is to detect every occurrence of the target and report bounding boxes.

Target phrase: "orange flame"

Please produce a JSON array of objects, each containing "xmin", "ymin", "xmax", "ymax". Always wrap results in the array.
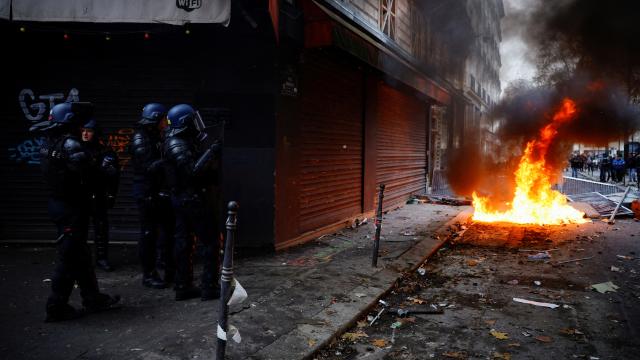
[{"xmin": 472, "ymin": 98, "xmax": 587, "ymax": 225}]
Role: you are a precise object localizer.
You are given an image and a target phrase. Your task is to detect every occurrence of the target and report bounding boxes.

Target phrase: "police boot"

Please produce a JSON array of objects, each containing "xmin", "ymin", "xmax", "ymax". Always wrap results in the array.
[
  {"xmin": 174, "ymin": 284, "xmax": 201, "ymax": 301},
  {"xmin": 83, "ymin": 293, "xmax": 121, "ymax": 313},
  {"xmin": 45, "ymin": 303, "xmax": 84, "ymax": 323},
  {"xmin": 142, "ymin": 271, "xmax": 166, "ymax": 289}
]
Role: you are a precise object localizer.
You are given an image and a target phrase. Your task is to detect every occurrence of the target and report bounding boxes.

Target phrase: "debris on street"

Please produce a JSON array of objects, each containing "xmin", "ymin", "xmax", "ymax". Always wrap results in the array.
[
  {"xmin": 555, "ymin": 256, "xmax": 594, "ymax": 265},
  {"xmin": 490, "ymin": 329, "xmax": 509, "ymax": 340},
  {"xmin": 528, "ymin": 251, "xmax": 551, "ymax": 261},
  {"xmin": 591, "ymin": 281, "xmax": 620, "ymax": 294},
  {"xmin": 512, "ymin": 297, "xmax": 559, "ymax": 309}
]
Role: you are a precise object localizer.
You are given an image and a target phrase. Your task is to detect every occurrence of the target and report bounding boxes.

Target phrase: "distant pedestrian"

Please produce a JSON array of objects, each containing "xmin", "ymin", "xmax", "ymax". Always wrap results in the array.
[
  {"xmin": 612, "ymin": 155, "xmax": 625, "ymax": 183},
  {"xmin": 570, "ymin": 154, "xmax": 581, "ymax": 178},
  {"xmin": 600, "ymin": 154, "xmax": 611, "ymax": 182}
]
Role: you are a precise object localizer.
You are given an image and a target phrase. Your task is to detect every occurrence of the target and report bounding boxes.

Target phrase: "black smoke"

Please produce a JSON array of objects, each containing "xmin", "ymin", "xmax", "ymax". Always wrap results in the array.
[{"xmin": 447, "ymin": 0, "xmax": 640, "ymax": 198}]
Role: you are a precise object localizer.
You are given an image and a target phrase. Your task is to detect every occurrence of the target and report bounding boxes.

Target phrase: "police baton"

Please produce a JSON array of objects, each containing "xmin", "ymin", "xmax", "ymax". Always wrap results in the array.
[{"xmin": 216, "ymin": 201, "xmax": 238, "ymax": 360}]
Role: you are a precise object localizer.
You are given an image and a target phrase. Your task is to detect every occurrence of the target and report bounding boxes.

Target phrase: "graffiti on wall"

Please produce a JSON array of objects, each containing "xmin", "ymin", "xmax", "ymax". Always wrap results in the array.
[
  {"xmin": 105, "ymin": 128, "xmax": 134, "ymax": 169},
  {"xmin": 7, "ymin": 88, "xmax": 81, "ymax": 165},
  {"xmin": 12, "ymin": 88, "xmax": 135, "ymax": 170},
  {"xmin": 8, "ymin": 137, "xmax": 46, "ymax": 165},
  {"xmin": 19, "ymin": 88, "xmax": 80, "ymax": 122}
]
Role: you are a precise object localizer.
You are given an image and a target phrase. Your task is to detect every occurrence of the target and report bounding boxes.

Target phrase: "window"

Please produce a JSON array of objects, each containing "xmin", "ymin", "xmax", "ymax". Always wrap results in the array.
[{"xmin": 380, "ymin": 0, "xmax": 396, "ymax": 39}]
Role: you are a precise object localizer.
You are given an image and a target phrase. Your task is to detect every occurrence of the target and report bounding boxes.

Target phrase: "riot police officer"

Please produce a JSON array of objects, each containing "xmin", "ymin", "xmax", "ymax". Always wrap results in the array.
[
  {"xmin": 164, "ymin": 104, "xmax": 220, "ymax": 301},
  {"xmin": 81, "ymin": 119, "xmax": 120, "ymax": 271},
  {"xmin": 131, "ymin": 103, "xmax": 175, "ymax": 288},
  {"xmin": 33, "ymin": 102, "xmax": 120, "ymax": 322}
]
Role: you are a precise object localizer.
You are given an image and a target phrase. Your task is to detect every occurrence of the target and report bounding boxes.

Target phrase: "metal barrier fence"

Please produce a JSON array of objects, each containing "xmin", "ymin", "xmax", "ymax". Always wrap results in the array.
[
  {"xmin": 558, "ymin": 176, "xmax": 625, "ymax": 196},
  {"xmin": 430, "ymin": 170, "xmax": 625, "ymax": 198}
]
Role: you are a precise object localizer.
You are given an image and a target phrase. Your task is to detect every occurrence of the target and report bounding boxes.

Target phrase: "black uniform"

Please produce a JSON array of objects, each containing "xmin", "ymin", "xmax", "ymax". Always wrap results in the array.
[
  {"xmin": 42, "ymin": 131, "xmax": 118, "ymax": 320},
  {"xmin": 131, "ymin": 125, "xmax": 175, "ymax": 285},
  {"xmin": 85, "ymin": 139, "xmax": 119, "ymax": 270},
  {"xmin": 164, "ymin": 131, "xmax": 220, "ymax": 300}
]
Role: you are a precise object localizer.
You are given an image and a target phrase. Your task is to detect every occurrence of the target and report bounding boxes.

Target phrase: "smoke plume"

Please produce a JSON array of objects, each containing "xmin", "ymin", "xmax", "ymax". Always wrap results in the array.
[{"xmin": 447, "ymin": 0, "xmax": 640, "ymax": 198}]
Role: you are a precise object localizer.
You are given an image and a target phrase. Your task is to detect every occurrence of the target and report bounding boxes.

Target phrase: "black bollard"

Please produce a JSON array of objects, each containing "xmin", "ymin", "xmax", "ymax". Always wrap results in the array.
[
  {"xmin": 216, "ymin": 201, "xmax": 238, "ymax": 360},
  {"xmin": 372, "ymin": 184, "xmax": 385, "ymax": 267}
]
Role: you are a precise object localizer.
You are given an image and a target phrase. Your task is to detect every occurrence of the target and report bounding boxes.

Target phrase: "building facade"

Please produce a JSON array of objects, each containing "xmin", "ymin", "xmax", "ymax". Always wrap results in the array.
[{"xmin": 1, "ymin": 0, "xmax": 504, "ymax": 252}]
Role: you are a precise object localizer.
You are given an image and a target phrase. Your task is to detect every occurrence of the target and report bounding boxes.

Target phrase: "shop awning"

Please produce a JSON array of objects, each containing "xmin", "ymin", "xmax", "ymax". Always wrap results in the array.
[{"xmin": 4, "ymin": 0, "xmax": 230, "ymax": 25}]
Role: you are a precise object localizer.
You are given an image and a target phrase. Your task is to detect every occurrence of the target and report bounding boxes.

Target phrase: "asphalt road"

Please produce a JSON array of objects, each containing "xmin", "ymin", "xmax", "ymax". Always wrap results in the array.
[{"xmin": 316, "ymin": 218, "xmax": 640, "ymax": 360}]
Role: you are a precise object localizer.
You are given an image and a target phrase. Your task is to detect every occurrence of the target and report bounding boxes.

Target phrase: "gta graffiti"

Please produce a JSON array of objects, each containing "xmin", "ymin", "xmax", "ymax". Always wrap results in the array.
[
  {"xmin": 8, "ymin": 88, "xmax": 81, "ymax": 165},
  {"xmin": 19, "ymin": 88, "xmax": 80, "ymax": 122}
]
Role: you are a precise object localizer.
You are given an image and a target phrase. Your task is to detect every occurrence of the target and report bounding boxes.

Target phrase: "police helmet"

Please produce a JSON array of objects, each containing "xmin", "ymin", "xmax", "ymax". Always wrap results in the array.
[
  {"xmin": 50, "ymin": 102, "xmax": 76, "ymax": 124},
  {"xmin": 82, "ymin": 118, "xmax": 97, "ymax": 129},
  {"xmin": 29, "ymin": 102, "xmax": 77, "ymax": 132},
  {"xmin": 166, "ymin": 104, "xmax": 195, "ymax": 137},
  {"xmin": 140, "ymin": 103, "xmax": 167, "ymax": 125}
]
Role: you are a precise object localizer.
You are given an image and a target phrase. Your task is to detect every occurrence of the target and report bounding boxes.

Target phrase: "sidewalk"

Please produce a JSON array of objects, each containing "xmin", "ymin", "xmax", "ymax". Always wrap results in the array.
[{"xmin": 0, "ymin": 202, "xmax": 471, "ymax": 360}]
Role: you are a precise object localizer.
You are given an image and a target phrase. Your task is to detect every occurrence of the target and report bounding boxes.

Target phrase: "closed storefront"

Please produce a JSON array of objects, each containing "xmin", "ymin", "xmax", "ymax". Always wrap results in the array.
[
  {"xmin": 276, "ymin": 48, "xmax": 364, "ymax": 249},
  {"xmin": 298, "ymin": 49, "xmax": 364, "ymax": 233},
  {"xmin": 376, "ymin": 81, "xmax": 428, "ymax": 210}
]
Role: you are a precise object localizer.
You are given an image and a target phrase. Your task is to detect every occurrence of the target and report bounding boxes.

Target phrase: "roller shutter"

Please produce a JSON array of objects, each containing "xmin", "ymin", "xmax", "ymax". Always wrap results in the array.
[
  {"xmin": 297, "ymin": 49, "xmax": 363, "ymax": 233},
  {"xmin": 376, "ymin": 82, "xmax": 427, "ymax": 209}
]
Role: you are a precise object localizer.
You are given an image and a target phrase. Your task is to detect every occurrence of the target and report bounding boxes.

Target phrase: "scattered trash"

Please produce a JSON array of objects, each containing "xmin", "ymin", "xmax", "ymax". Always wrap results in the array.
[
  {"xmin": 355, "ymin": 293, "xmax": 366, "ymax": 298},
  {"xmin": 390, "ymin": 321, "xmax": 403, "ymax": 329},
  {"xmin": 591, "ymin": 281, "xmax": 619, "ymax": 294},
  {"xmin": 522, "ymin": 331, "xmax": 532, "ymax": 337},
  {"xmin": 402, "ymin": 230, "xmax": 417, "ymax": 236},
  {"xmin": 371, "ymin": 339, "xmax": 387, "ymax": 348},
  {"xmin": 535, "ymin": 335, "xmax": 553, "ymax": 343},
  {"xmin": 129, "ymin": 348, "xmax": 143, "ymax": 351},
  {"xmin": 512, "ymin": 297, "xmax": 559, "ymax": 309},
  {"xmin": 417, "ymin": 267, "xmax": 427, "ymax": 276},
  {"xmin": 534, "ymin": 281, "xmax": 542, "ymax": 286},
  {"xmin": 617, "ymin": 255, "xmax": 634, "ymax": 260},
  {"xmin": 341, "ymin": 331, "xmax": 368, "ymax": 342},
  {"xmin": 394, "ymin": 306, "xmax": 443, "ymax": 317},
  {"xmin": 369, "ymin": 300, "xmax": 389, "ymax": 326},
  {"xmin": 356, "ymin": 320, "xmax": 368, "ymax": 328},
  {"xmin": 507, "ymin": 279, "xmax": 519, "ymax": 285},
  {"xmin": 408, "ymin": 297, "xmax": 427, "ymax": 304},
  {"xmin": 528, "ymin": 252, "xmax": 551, "ymax": 261},
  {"xmin": 490, "ymin": 329, "xmax": 509, "ymax": 340},
  {"xmin": 42, "ymin": 278, "xmax": 51, "ymax": 283},
  {"xmin": 308, "ymin": 339, "xmax": 316, "ymax": 347},
  {"xmin": 610, "ymin": 266, "xmax": 620, "ymax": 272},
  {"xmin": 485, "ymin": 319, "xmax": 497, "ymax": 326},
  {"xmin": 466, "ymin": 259, "xmax": 479, "ymax": 266},
  {"xmin": 559, "ymin": 328, "xmax": 584, "ymax": 335},
  {"xmin": 555, "ymin": 256, "xmax": 594, "ymax": 265},
  {"xmin": 507, "ymin": 343, "xmax": 520, "ymax": 347}
]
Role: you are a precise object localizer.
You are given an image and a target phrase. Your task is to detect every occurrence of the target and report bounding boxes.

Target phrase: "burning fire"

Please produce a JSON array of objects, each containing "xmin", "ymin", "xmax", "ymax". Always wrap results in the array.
[{"xmin": 472, "ymin": 98, "xmax": 587, "ymax": 225}]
